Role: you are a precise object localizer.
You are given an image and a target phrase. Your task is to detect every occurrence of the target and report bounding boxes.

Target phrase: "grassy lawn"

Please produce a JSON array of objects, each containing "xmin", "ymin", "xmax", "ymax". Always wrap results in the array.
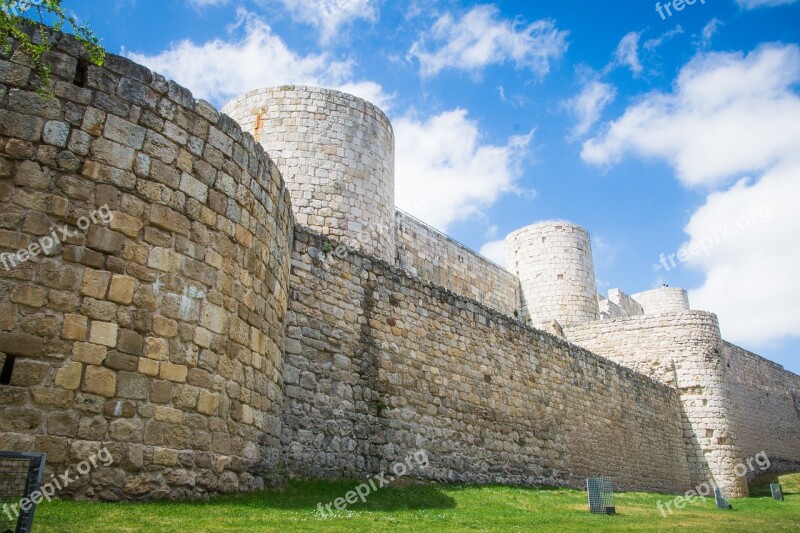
[{"xmin": 31, "ymin": 473, "xmax": 800, "ymax": 532}]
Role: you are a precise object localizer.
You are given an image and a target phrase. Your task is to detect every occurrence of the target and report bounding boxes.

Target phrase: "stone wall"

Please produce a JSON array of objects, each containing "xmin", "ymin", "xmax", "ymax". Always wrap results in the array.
[
  {"xmin": 222, "ymin": 86, "xmax": 395, "ymax": 263},
  {"xmin": 608, "ymin": 288, "xmax": 644, "ymax": 317},
  {"xmin": 631, "ymin": 288, "xmax": 690, "ymax": 315},
  {"xmin": 394, "ymin": 210, "xmax": 519, "ymax": 316},
  {"xmin": 282, "ymin": 227, "xmax": 691, "ymax": 493},
  {"xmin": 563, "ymin": 313, "xmax": 751, "ymax": 497},
  {"xmin": 506, "ymin": 222, "xmax": 599, "ymax": 326},
  {"xmin": 0, "ymin": 33, "xmax": 293, "ymax": 499},
  {"xmin": 722, "ymin": 341, "xmax": 800, "ymax": 478}
]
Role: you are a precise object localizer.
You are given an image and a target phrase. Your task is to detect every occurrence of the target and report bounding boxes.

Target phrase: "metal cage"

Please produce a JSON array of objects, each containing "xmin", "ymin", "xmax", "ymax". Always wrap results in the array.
[
  {"xmin": 0, "ymin": 452, "xmax": 46, "ymax": 533},
  {"xmin": 586, "ymin": 476, "xmax": 615, "ymax": 515}
]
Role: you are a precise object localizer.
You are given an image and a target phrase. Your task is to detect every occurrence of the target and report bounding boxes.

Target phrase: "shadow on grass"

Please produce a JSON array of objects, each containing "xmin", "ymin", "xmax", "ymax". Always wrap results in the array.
[
  {"xmin": 749, "ymin": 471, "xmax": 800, "ymax": 497},
  {"xmin": 155, "ymin": 479, "xmax": 458, "ymax": 513}
]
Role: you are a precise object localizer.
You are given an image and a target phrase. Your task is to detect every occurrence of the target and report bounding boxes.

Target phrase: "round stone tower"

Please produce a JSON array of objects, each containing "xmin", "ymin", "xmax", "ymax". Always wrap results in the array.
[
  {"xmin": 631, "ymin": 287, "xmax": 690, "ymax": 315},
  {"xmin": 223, "ymin": 86, "xmax": 396, "ymax": 263},
  {"xmin": 506, "ymin": 221, "xmax": 600, "ymax": 326}
]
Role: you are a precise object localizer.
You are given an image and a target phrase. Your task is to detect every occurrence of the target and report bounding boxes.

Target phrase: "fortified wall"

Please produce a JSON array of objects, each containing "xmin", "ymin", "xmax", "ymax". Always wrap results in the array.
[{"xmin": 0, "ymin": 33, "xmax": 798, "ymax": 501}]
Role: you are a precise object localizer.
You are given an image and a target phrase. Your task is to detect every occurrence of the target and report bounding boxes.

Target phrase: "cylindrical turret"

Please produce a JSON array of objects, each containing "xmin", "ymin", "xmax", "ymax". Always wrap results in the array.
[
  {"xmin": 223, "ymin": 86, "xmax": 396, "ymax": 262},
  {"xmin": 631, "ymin": 288, "xmax": 690, "ymax": 315},
  {"xmin": 506, "ymin": 221, "xmax": 599, "ymax": 326}
]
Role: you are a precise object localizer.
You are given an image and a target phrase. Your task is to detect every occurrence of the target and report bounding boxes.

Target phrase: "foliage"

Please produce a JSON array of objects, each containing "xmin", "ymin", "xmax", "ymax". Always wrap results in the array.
[{"xmin": 0, "ymin": 0, "xmax": 105, "ymax": 96}]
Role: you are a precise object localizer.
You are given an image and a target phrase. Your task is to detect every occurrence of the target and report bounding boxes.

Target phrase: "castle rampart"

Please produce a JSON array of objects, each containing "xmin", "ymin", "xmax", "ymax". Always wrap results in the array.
[
  {"xmin": 283, "ymin": 227, "xmax": 691, "ymax": 492},
  {"xmin": 563, "ymin": 312, "xmax": 751, "ymax": 497},
  {"xmin": 394, "ymin": 209, "xmax": 520, "ymax": 316},
  {"xmin": 0, "ymin": 34, "xmax": 293, "ymax": 499},
  {"xmin": 1, "ymin": 32, "xmax": 798, "ymax": 503}
]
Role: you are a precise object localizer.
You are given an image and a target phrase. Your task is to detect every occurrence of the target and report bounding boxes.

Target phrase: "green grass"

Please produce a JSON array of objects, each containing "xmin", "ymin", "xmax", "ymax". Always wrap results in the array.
[{"xmin": 30, "ymin": 473, "xmax": 800, "ymax": 532}]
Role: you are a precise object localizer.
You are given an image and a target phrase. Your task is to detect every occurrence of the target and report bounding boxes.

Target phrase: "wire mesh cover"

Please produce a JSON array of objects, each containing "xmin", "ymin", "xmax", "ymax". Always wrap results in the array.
[
  {"xmin": 586, "ymin": 477, "xmax": 615, "ymax": 514},
  {"xmin": 770, "ymin": 483, "xmax": 784, "ymax": 501},
  {"xmin": 0, "ymin": 452, "xmax": 46, "ymax": 533}
]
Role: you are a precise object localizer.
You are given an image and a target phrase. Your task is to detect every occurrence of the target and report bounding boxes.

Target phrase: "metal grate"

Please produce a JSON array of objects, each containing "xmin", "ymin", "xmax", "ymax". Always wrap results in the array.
[
  {"xmin": 770, "ymin": 483, "xmax": 784, "ymax": 501},
  {"xmin": 713, "ymin": 486, "xmax": 733, "ymax": 510},
  {"xmin": 0, "ymin": 452, "xmax": 46, "ymax": 533},
  {"xmin": 586, "ymin": 477, "xmax": 615, "ymax": 514}
]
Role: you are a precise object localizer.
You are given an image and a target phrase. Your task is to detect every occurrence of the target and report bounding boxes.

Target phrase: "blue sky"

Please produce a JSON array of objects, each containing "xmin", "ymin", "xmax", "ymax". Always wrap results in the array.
[{"xmin": 66, "ymin": 0, "xmax": 799, "ymax": 372}]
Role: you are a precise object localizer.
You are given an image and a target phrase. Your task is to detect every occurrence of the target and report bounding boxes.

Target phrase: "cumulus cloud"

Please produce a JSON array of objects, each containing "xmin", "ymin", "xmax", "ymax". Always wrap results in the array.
[
  {"xmin": 479, "ymin": 239, "xmax": 507, "ymax": 268},
  {"xmin": 582, "ymin": 45, "xmax": 800, "ymax": 187},
  {"xmin": 735, "ymin": 0, "xmax": 797, "ymax": 8},
  {"xmin": 275, "ymin": 0, "xmax": 379, "ymax": 45},
  {"xmin": 409, "ymin": 4, "xmax": 568, "ymax": 77},
  {"xmin": 583, "ymin": 44, "xmax": 800, "ymax": 347},
  {"xmin": 125, "ymin": 10, "xmax": 389, "ymax": 109},
  {"xmin": 566, "ymin": 80, "xmax": 616, "ymax": 138},
  {"xmin": 394, "ymin": 109, "xmax": 533, "ymax": 232}
]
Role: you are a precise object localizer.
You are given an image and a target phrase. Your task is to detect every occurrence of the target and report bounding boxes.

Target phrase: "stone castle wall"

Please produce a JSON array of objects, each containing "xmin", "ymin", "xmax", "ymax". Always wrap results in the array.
[
  {"xmin": 630, "ymin": 288, "xmax": 690, "ymax": 315},
  {"xmin": 282, "ymin": 228, "xmax": 691, "ymax": 493},
  {"xmin": 222, "ymin": 86, "xmax": 395, "ymax": 263},
  {"xmin": 563, "ymin": 313, "xmax": 751, "ymax": 497},
  {"xmin": 722, "ymin": 342, "xmax": 800, "ymax": 478},
  {"xmin": 506, "ymin": 222, "xmax": 599, "ymax": 326},
  {"xmin": 0, "ymin": 35, "xmax": 293, "ymax": 499},
  {"xmin": 2, "ymin": 31, "xmax": 799, "ymax": 504},
  {"xmin": 394, "ymin": 210, "xmax": 520, "ymax": 316}
]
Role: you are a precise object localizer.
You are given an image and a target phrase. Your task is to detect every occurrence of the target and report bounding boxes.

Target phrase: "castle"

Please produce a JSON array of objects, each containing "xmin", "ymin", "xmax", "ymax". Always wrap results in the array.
[{"xmin": 0, "ymin": 33, "xmax": 798, "ymax": 501}]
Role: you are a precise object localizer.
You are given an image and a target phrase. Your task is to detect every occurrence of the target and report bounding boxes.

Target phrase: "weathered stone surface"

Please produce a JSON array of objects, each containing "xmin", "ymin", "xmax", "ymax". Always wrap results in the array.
[
  {"xmin": 62, "ymin": 314, "xmax": 89, "ymax": 341},
  {"xmin": 55, "ymin": 362, "xmax": 83, "ymax": 390},
  {"xmin": 81, "ymin": 269, "xmax": 111, "ymax": 299},
  {"xmin": 82, "ymin": 365, "xmax": 117, "ymax": 398},
  {"xmin": 89, "ymin": 321, "xmax": 119, "ymax": 348},
  {"xmin": 0, "ymin": 303, "xmax": 17, "ymax": 330},
  {"xmin": 149, "ymin": 204, "xmax": 190, "ymax": 236},
  {"xmin": 159, "ymin": 362, "xmax": 187, "ymax": 383},
  {"xmin": 0, "ymin": 332, "xmax": 43, "ymax": 356},
  {"xmin": 10, "ymin": 285, "xmax": 46, "ymax": 308},
  {"xmin": 87, "ymin": 226, "xmax": 126, "ymax": 254},
  {"xmin": 108, "ymin": 275, "xmax": 136, "ymax": 304},
  {"xmin": 72, "ymin": 342, "xmax": 108, "ymax": 365}
]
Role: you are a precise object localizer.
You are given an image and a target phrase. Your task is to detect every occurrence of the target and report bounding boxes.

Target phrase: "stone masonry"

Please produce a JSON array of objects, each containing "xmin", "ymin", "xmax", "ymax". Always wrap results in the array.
[
  {"xmin": 0, "ymin": 30, "xmax": 798, "ymax": 501},
  {"xmin": 0, "ymin": 31, "xmax": 293, "ymax": 499}
]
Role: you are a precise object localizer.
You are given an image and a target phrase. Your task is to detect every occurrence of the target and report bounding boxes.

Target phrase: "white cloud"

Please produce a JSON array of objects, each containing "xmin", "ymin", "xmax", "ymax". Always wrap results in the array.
[
  {"xmin": 187, "ymin": 0, "xmax": 228, "ymax": 7},
  {"xmin": 409, "ymin": 4, "xmax": 568, "ymax": 77},
  {"xmin": 697, "ymin": 18, "xmax": 723, "ymax": 49},
  {"xmin": 685, "ymin": 165, "xmax": 800, "ymax": 345},
  {"xmin": 566, "ymin": 81, "xmax": 616, "ymax": 138},
  {"xmin": 394, "ymin": 109, "xmax": 533, "ymax": 232},
  {"xmin": 614, "ymin": 31, "xmax": 643, "ymax": 76},
  {"xmin": 582, "ymin": 45, "xmax": 800, "ymax": 187},
  {"xmin": 584, "ymin": 44, "xmax": 800, "ymax": 348},
  {"xmin": 275, "ymin": 0, "xmax": 379, "ymax": 45},
  {"xmin": 479, "ymin": 239, "xmax": 507, "ymax": 268},
  {"xmin": 125, "ymin": 10, "xmax": 389, "ymax": 109},
  {"xmin": 735, "ymin": 0, "xmax": 797, "ymax": 9},
  {"xmin": 644, "ymin": 26, "xmax": 684, "ymax": 51}
]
